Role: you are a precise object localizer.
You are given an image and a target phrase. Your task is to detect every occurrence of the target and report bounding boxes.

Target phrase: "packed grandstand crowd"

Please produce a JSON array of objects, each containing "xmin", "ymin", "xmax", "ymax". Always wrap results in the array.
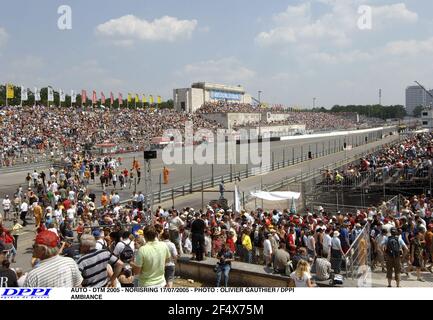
[
  {"xmin": 0, "ymin": 105, "xmax": 223, "ymax": 167},
  {"xmin": 0, "ymin": 132, "xmax": 432, "ymax": 287},
  {"xmin": 323, "ymin": 133, "xmax": 433, "ymax": 186},
  {"xmin": 0, "ymin": 102, "xmax": 371, "ymax": 167}
]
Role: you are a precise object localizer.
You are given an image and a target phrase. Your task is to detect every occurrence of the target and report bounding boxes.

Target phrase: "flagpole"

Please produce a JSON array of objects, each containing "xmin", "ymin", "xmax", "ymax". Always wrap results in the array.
[{"xmin": 5, "ymin": 84, "xmax": 8, "ymax": 107}]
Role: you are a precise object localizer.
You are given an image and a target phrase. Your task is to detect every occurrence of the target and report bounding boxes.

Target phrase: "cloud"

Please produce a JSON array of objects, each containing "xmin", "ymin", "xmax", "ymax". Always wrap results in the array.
[
  {"xmin": 383, "ymin": 37, "xmax": 433, "ymax": 56},
  {"xmin": 256, "ymin": 2, "xmax": 419, "ymax": 48},
  {"xmin": 0, "ymin": 27, "xmax": 8, "ymax": 47},
  {"xmin": 179, "ymin": 57, "xmax": 255, "ymax": 84},
  {"xmin": 307, "ymin": 50, "xmax": 372, "ymax": 64},
  {"xmin": 373, "ymin": 3, "xmax": 418, "ymax": 25},
  {"xmin": 255, "ymin": 2, "xmax": 352, "ymax": 47},
  {"xmin": 96, "ymin": 15, "xmax": 198, "ymax": 43}
]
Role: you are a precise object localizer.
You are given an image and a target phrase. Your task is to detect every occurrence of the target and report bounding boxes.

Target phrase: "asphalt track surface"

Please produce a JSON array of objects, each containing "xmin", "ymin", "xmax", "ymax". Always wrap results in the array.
[{"xmin": 0, "ymin": 127, "xmax": 393, "ymax": 203}]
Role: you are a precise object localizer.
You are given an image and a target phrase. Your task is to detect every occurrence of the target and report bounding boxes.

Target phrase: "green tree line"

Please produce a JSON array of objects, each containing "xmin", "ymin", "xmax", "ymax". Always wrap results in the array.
[{"xmin": 328, "ymin": 104, "xmax": 406, "ymax": 119}]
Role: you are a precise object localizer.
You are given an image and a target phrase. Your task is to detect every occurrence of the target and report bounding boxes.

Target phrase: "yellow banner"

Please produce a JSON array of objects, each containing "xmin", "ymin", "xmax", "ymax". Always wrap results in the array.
[
  {"xmin": 149, "ymin": 95, "xmax": 154, "ymax": 104},
  {"xmin": 6, "ymin": 84, "xmax": 14, "ymax": 99},
  {"xmin": 142, "ymin": 94, "xmax": 146, "ymax": 103},
  {"xmin": 135, "ymin": 94, "xmax": 139, "ymax": 103},
  {"xmin": 127, "ymin": 93, "xmax": 132, "ymax": 103},
  {"xmin": 157, "ymin": 96, "xmax": 162, "ymax": 104}
]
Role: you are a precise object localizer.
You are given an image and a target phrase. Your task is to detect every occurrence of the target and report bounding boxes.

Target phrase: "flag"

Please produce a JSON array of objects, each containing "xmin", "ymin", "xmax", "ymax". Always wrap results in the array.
[
  {"xmin": 6, "ymin": 84, "xmax": 14, "ymax": 99},
  {"xmin": 234, "ymin": 184, "xmax": 241, "ymax": 212},
  {"xmin": 127, "ymin": 93, "xmax": 132, "ymax": 103},
  {"xmin": 47, "ymin": 86, "xmax": 54, "ymax": 102},
  {"xmin": 34, "ymin": 87, "xmax": 41, "ymax": 101},
  {"xmin": 59, "ymin": 89, "xmax": 65, "ymax": 102},
  {"xmin": 142, "ymin": 94, "xmax": 146, "ymax": 104},
  {"xmin": 101, "ymin": 92, "xmax": 106, "ymax": 104},
  {"xmin": 135, "ymin": 94, "xmax": 139, "ymax": 103},
  {"xmin": 149, "ymin": 95, "xmax": 154, "ymax": 104},
  {"xmin": 110, "ymin": 92, "xmax": 114, "ymax": 105},
  {"xmin": 92, "ymin": 90, "xmax": 97, "ymax": 104},
  {"xmin": 157, "ymin": 95, "xmax": 162, "ymax": 104},
  {"xmin": 289, "ymin": 197, "xmax": 297, "ymax": 215},
  {"xmin": 118, "ymin": 93, "xmax": 123, "ymax": 106},
  {"xmin": 81, "ymin": 90, "xmax": 87, "ymax": 104},
  {"xmin": 71, "ymin": 90, "xmax": 76, "ymax": 103},
  {"xmin": 21, "ymin": 86, "xmax": 28, "ymax": 101}
]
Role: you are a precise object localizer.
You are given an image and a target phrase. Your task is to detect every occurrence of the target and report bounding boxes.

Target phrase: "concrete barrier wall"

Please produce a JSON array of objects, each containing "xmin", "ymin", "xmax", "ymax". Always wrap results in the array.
[{"xmin": 176, "ymin": 256, "xmax": 289, "ymax": 287}]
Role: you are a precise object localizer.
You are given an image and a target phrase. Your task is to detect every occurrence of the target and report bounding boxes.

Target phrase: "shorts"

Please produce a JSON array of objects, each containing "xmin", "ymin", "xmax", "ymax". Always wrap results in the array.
[
  {"xmin": 165, "ymin": 265, "xmax": 176, "ymax": 282},
  {"xmin": 412, "ymin": 256, "xmax": 422, "ymax": 268},
  {"xmin": 386, "ymin": 255, "xmax": 401, "ymax": 280}
]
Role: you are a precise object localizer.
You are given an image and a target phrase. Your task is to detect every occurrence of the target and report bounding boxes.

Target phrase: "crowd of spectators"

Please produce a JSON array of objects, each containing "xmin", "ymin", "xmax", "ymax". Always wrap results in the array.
[
  {"xmin": 0, "ymin": 105, "xmax": 223, "ymax": 167},
  {"xmin": 323, "ymin": 133, "xmax": 433, "ymax": 186},
  {"xmin": 198, "ymin": 102, "xmax": 374, "ymax": 131},
  {"xmin": 1, "ymin": 133, "xmax": 433, "ymax": 288}
]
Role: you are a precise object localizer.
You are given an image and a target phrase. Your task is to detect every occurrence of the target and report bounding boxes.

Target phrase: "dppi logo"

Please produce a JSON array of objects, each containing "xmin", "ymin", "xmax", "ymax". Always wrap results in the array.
[{"xmin": 1, "ymin": 288, "xmax": 52, "ymax": 299}]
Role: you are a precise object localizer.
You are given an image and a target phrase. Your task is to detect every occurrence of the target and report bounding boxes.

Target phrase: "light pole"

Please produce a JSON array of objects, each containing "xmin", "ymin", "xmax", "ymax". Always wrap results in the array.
[
  {"xmin": 258, "ymin": 90, "xmax": 262, "ymax": 138},
  {"xmin": 313, "ymin": 97, "xmax": 316, "ymax": 109}
]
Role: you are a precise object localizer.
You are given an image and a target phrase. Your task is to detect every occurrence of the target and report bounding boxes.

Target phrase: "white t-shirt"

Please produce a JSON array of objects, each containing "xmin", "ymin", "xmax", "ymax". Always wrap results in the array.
[
  {"xmin": 169, "ymin": 216, "xmax": 184, "ymax": 231},
  {"xmin": 67, "ymin": 208, "xmax": 75, "ymax": 220},
  {"xmin": 2, "ymin": 199, "xmax": 11, "ymax": 210},
  {"xmin": 323, "ymin": 234, "xmax": 332, "ymax": 251},
  {"xmin": 113, "ymin": 239, "xmax": 135, "ymax": 257},
  {"xmin": 183, "ymin": 238, "xmax": 192, "ymax": 254},
  {"xmin": 50, "ymin": 182, "xmax": 58, "ymax": 193},
  {"xmin": 54, "ymin": 209, "xmax": 63, "ymax": 223},
  {"xmin": 164, "ymin": 240, "xmax": 178, "ymax": 267},
  {"xmin": 263, "ymin": 239, "xmax": 273, "ymax": 256},
  {"xmin": 290, "ymin": 272, "xmax": 311, "ymax": 287},
  {"xmin": 95, "ymin": 239, "xmax": 107, "ymax": 250},
  {"xmin": 204, "ymin": 235, "xmax": 212, "ymax": 254},
  {"xmin": 21, "ymin": 202, "xmax": 28, "ymax": 212}
]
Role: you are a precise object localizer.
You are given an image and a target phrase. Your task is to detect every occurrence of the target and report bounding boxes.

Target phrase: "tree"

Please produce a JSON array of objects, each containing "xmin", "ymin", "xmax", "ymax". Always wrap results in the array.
[{"xmin": 413, "ymin": 105, "xmax": 424, "ymax": 118}]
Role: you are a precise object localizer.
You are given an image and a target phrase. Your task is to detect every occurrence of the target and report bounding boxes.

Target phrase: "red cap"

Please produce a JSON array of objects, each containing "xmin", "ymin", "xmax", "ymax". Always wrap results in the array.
[{"xmin": 35, "ymin": 230, "xmax": 59, "ymax": 248}]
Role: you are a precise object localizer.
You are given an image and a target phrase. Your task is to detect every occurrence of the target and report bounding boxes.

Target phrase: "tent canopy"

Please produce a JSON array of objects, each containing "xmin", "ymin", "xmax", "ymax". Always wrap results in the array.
[{"xmin": 250, "ymin": 191, "xmax": 301, "ymax": 201}]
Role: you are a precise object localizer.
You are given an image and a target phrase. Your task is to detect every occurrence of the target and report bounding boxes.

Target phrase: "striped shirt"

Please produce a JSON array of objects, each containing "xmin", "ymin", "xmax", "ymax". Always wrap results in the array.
[
  {"xmin": 24, "ymin": 255, "xmax": 83, "ymax": 287},
  {"xmin": 77, "ymin": 249, "xmax": 119, "ymax": 287}
]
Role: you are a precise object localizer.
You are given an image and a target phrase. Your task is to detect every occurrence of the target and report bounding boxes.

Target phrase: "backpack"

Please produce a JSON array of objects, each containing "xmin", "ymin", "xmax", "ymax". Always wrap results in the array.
[
  {"xmin": 386, "ymin": 236, "xmax": 400, "ymax": 258},
  {"xmin": 97, "ymin": 239, "xmax": 108, "ymax": 250},
  {"xmin": 119, "ymin": 241, "xmax": 134, "ymax": 263}
]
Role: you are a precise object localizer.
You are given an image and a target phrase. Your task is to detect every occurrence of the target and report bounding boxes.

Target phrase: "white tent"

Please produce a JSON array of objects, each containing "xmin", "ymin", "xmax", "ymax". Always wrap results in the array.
[{"xmin": 249, "ymin": 191, "xmax": 301, "ymax": 201}]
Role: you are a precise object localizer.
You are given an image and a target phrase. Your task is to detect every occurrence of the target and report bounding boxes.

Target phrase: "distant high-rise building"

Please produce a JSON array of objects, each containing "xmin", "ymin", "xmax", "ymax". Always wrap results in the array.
[
  {"xmin": 427, "ymin": 89, "xmax": 433, "ymax": 108},
  {"xmin": 406, "ymin": 86, "xmax": 426, "ymax": 115}
]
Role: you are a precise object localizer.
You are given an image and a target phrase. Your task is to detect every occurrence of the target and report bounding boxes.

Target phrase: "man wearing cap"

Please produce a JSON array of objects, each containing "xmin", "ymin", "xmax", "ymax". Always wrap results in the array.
[
  {"xmin": 381, "ymin": 227, "xmax": 406, "ymax": 287},
  {"xmin": 24, "ymin": 230, "xmax": 83, "ymax": 287},
  {"xmin": 94, "ymin": 229, "xmax": 108, "ymax": 250},
  {"xmin": 0, "ymin": 241, "xmax": 18, "ymax": 287},
  {"xmin": 331, "ymin": 231, "xmax": 344, "ymax": 274}
]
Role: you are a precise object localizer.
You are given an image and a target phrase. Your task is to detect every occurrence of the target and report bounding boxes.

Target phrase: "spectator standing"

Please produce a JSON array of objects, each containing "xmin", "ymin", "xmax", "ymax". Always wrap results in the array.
[
  {"xmin": 161, "ymin": 230, "xmax": 178, "ymax": 288},
  {"xmin": 131, "ymin": 226, "xmax": 170, "ymax": 287},
  {"xmin": 216, "ymin": 243, "xmax": 233, "ymax": 287},
  {"xmin": 24, "ymin": 231, "xmax": 83, "ymax": 287},
  {"xmin": 191, "ymin": 212, "xmax": 206, "ymax": 261}
]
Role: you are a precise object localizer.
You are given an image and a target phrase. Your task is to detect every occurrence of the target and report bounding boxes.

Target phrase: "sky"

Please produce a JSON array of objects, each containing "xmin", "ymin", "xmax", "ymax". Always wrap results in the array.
[{"xmin": 0, "ymin": 0, "xmax": 432, "ymax": 108}]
